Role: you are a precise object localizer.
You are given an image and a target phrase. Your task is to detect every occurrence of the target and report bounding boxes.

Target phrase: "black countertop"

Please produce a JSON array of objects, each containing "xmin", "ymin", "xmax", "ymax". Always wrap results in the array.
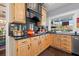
[
  {"xmin": 50, "ymin": 32, "xmax": 79, "ymax": 36},
  {"xmin": 12, "ymin": 32, "xmax": 79, "ymax": 40},
  {"xmin": 14, "ymin": 32, "xmax": 49, "ymax": 40}
]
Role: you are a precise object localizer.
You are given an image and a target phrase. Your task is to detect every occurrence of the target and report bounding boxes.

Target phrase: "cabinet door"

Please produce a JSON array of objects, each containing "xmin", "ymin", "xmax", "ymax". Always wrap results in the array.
[
  {"xmin": 60, "ymin": 35, "xmax": 72, "ymax": 53},
  {"xmin": 54, "ymin": 35, "xmax": 61, "ymax": 49},
  {"xmin": 38, "ymin": 35, "xmax": 45, "ymax": 53},
  {"xmin": 10, "ymin": 4, "xmax": 15, "ymax": 23},
  {"xmin": 14, "ymin": 3, "xmax": 25, "ymax": 23},
  {"xmin": 17, "ymin": 44, "xmax": 29, "ymax": 56},
  {"xmin": 41, "ymin": 35, "xmax": 45, "ymax": 49},
  {"xmin": 60, "ymin": 35, "xmax": 67, "ymax": 51},
  {"xmin": 38, "ymin": 36, "xmax": 43, "ymax": 51},
  {"xmin": 46, "ymin": 34, "xmax": 50, "ymax": 46},
  {"xmin": 50, "ymin": 34, "xmax": 55, "ymax": 47},
  {"xmin": 44, "ymin": 34, "xmax": 49, "ymax": 48},
  {"xmin": 65, "ymin": 36, "xmax": 72, "ymax": 53},
  {"xmin": 45, "ymin": 34, "xmax": 49, "ymax": 46},
  {"xmin": 16, "ymin": 39, "xmax": 30, "ymax": 56},
  {"xmin": 31, "ymin": 37, "xmax": 39, "ymax": 56},
  {"xmin": 41, "ymin": 6, "xmax": 47, "ymax": 25}
]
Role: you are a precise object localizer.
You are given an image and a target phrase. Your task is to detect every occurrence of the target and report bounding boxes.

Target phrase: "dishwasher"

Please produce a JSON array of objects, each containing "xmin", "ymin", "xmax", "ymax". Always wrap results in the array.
[{"xmin": 72, "ymin": 35, "xmax": 79, "ymax": 55}]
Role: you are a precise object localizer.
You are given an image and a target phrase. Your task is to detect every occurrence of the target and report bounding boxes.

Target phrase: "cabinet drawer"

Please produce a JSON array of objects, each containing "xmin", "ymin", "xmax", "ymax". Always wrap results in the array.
[
  {"xmin": 17, "ymin": 39, "xmax": 30, "ymax": 46},
  {"xmin": 55, "ymin": 43, "xmax": 60, "ymax": 47},
  {"xmin": 61, "ymin": 43, "xmax": 71, "ymax": 47},
  {"xmin": 61, "ymin": 43, "xmax": 67, "ymax": 47},
  {"xmin": 61, "ymin": 36, "xmax": 71, "ymax": 40},
  {"xmin": 62, "ymin": 35, "xmax": 70, "ymax": 37},
  {"xmin": 30, "ymin": 36, "xmax": 39, "ymax": 41},
  {"xmin": 61, "ymin": 38, "xmax": 71, "ymax": 43},
  {"xmin": 61, "ymin": 42, "xmax": 71, "ymax": 46},
  {"xmin": 40, "ymin": 35, "xmax": 43, "ymax": 38}
]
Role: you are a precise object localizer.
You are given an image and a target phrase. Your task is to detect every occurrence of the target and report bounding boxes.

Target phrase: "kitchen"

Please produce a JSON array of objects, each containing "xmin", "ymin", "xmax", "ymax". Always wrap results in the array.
[{"xmin": 1, "ymin": 3, "xmax": 79, "ymax": 56}]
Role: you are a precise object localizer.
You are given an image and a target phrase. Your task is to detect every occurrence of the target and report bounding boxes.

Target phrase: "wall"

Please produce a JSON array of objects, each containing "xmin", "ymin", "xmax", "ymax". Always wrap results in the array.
[
  {"xmin": 48, "ymin": 9, "xmax": 79, "ymax": 32},
  {"xmin": 6, "ymin": 4, "xmax": 15, "ymax": 56}
]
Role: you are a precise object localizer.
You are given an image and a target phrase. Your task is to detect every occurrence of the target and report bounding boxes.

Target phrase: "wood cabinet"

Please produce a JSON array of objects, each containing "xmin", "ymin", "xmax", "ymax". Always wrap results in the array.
[
  {"xmin": 15, "ymin": 34, "xmax": 72, "ymax": 56},
  {"xmin": 38, "ymin": 35, "xmax": 44, "ymax": 53},
  {"xmin": 60, "ymin": 35, "xmax": 72, "ymax": 53},
  {"xmin": 40, "ymin": 35, "xmax": 46, "ymax": 49},
  {"xmin": 50, "ymin": 34, "xmax": 72, "ymax": 53},
  {"xmin": 30, "ymin": 36, "xmax": 39, "ymax": 56},
  {"xmin": 10, "ymin": 3, "xmax": 15, "ymax": 23},
  {"xmin": 48, "ymin": 34, "xmax": 52, "ymax": 45},
  {"xmin": 10, "ymin": 3, "xmax": 26, "ymax": 23},
  {"xmin": 50, "ymin": 34, "xmax": 56, "ymax": 47},
  {"xmin": 51, "ymin": 34, "xmax": 61, "ymax": 48},
  {"xmin": 16, "ymin": 38, "xmax": 31, "ymax": 56},
  {"xmin": 54, "ymin": 35, "xmax": 61, "ymax": 49},
  {"xmin": 45, "ymin": 34, "xmax": 50, "ymax": 47},
  {"xmin": 15, "ymin": 34, "xmax": 50, "ymax": 56},
  {"xmin": 41, "ymin": 6, "xmax": 47, "ymax": 25},
  {"xmin": 37, "ymin": 34, "xmax": 50, "ymax": 55}
]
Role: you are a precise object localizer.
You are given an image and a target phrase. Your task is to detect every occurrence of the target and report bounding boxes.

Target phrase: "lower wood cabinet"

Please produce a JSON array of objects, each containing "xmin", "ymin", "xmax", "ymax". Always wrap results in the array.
[
  {"xmin": 60, "ymin": 35, "xmax": 72, "ymax": 53},
  {"xmin": 16, "ymin": 34, "xmax": 50, "ymax": 56},
  {"xmin": 15, "ymin": 34, "xmax": 72, "ymax": 56},
  {"xmin": 50, "ymin": 34, "xmax": 72, "ymax": 53},
  {"xmin": 30, "ymin": 36, "xmax": 39, "ymax": 56},
  {"xmin": 37, "ymin": 35, "xmax": 49, "ymax": 55},
  {"xmin": 50, "ymin": 34, "xmax": 55, "ymax": 47},
  {"xmin": 16, "ymin": 38, "xmax": 31, "ymax": 56},
  {"xmin": 54, "ymin": 35, "xmax": 61, "ymax": 49},
  {"xmin": 38, "ymin": 35, "xmax": 44, "ymax": 51},
  {"xmin": 45, "ymin": 34, "xmax": 50, "ymax": 47}
]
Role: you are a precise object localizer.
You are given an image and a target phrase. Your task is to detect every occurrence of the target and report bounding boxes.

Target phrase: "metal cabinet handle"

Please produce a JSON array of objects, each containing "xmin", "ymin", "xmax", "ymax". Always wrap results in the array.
[
  {"xmin": 34, "ymin": 38, "xmax": 37, "ymax": 40},
  {"xmin": 38, "ymin": 40, "xmax": 41, "ymax": 45},
  {"xmin": 30, "ymin": 43, "xmax": 31, "ymax": 46},
  {"xmin": 17, "ymin": 48, "xmax": 18, "ymax": 52},
  {"xmin": 22, "ymin": 41, "xmax": 26, "ymax": 43},
  {"xmin": 28, "ymin": 45, "xmax": 30, "ymax": 50}
]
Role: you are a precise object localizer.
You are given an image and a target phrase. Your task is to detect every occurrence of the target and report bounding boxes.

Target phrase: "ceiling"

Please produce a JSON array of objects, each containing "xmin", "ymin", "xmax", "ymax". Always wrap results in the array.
[
  {"xmin": 44, "ymin": 3, "xmax": 79, "ymax": 18},
  {"xmin": 45, "ymin": 3, "xmax": 68, "ymax": 12}
]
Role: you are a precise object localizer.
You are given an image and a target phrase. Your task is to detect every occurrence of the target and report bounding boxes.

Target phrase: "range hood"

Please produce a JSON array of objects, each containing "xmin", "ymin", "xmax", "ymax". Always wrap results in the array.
[{"xmin": 31, "ymin": 16, "xmax": 40, "ymax": 23}]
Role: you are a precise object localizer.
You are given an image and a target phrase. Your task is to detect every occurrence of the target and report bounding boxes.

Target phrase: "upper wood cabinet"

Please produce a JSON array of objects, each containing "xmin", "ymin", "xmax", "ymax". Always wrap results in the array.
[
  {"xmin": 10, "ymin": 4, "xmax": 15, "ymax": 23},
  {"xmin": 41, "ymin": 6, "xmax": 47, "ymax": 26},
  {"xmin": 10, "ymin": 3, "xmax": 26, "ymax": 23}
]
